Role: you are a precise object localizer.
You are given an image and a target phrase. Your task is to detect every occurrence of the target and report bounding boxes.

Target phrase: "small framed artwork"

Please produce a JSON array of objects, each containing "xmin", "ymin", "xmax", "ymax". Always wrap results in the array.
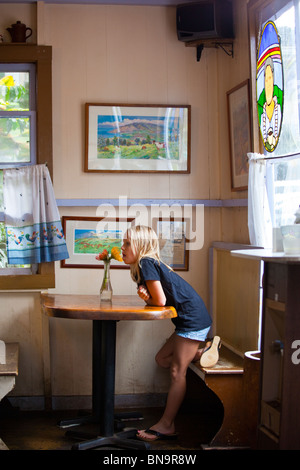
[
  {"xmin": 61, "ymin": 216, "xmax": 134, "ymax": 269},
  {"xmin": 227, "ymin": 80, "xmax": 252, "ymax": 190},
  {"xmin": 84, "ymin": 103, "xmax": 191, "ymax": 173},
  {"xmin": 154, "ymin": 218, "xmax": 189, "ymax": 271}
]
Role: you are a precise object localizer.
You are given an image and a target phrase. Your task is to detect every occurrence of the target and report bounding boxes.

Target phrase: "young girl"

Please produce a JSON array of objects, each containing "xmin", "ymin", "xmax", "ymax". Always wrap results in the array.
[{"xmin": 121, "ymin": 225, "xmax": 219, "ymax": 442}]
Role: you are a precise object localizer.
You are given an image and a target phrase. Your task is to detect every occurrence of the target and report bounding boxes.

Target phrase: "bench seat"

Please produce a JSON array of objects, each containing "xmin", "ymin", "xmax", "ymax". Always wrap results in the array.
[
  {"xmin": 0, "ymin": 343, "xmax": 19, "ymax": 450},
  {"xmin": 0, "ymin": 343, "xmax": 19, "ymax": 378},
  {"xmin": 189, "ymin": 346, "xmax": 244, "ymax": 377},
  {"xmin": 187, "ymin": 345, "xmax": 258, "ymax": 448}
]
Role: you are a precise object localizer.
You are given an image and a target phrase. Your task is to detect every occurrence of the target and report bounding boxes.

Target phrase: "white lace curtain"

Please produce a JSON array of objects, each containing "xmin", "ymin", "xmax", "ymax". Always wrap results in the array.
[
  {"xmin": 248, "ymin": 152, "xmax": 300, "ymax": 248},
  {"xmin": 248, "ymin": 153, "xmax": 272, "ymax": 247},
  {"xmin": 3, "ymin": 164, "xmax": 69, "ymax": 264}
]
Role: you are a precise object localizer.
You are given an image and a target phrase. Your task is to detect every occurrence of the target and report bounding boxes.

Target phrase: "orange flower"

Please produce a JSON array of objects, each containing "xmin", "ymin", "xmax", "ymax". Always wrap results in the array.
[
  {"xmin": 111, "ymin": 246, "xmax": 123, "ymax": 262},
  {"xmin": 95, "ymin": 249, "xmax": 108, "ymax": 261},
  {"xmin": 95, "ymin": 247, "xmax": 123, "ymax": 263}
]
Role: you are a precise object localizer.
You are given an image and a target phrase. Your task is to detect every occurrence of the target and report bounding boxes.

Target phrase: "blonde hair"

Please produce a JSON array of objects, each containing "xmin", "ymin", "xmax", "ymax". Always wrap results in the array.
[{"xmin": 126, "ymin": 225, "xmax": 163, "ymax": 284}]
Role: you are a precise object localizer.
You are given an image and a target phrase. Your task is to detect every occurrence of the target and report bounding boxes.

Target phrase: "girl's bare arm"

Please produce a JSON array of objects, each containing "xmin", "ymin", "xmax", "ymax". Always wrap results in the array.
[{"xmin": 137, "ymin": 280, "xmax": 166, "ymax": 307}]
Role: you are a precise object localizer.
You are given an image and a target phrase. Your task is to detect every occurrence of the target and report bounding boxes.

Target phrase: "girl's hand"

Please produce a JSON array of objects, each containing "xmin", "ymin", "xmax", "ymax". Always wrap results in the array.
[
  {"xmin": 137, "ymin": 281, "xmax": 166, "ymax": 306},
  {"xmin": 137, "ymin": 285, "xmax": 150, "ymax": 301}
]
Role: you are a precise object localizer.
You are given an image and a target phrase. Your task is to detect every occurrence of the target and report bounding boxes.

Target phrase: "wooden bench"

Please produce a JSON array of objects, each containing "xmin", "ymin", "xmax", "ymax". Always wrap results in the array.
[
  {"xmin": 186, "ymin": 345, "xmax": 260, "ymax": 449},
  {"xmin": 0, "ymin": 343, "xmax": 19, "ymax": 450}
]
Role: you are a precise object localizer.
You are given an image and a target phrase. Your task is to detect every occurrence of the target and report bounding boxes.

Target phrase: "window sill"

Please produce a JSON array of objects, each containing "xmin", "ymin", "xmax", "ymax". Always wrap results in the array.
[{"xmin": 0, "ymin": 262, "xmax": 55, "ymax": 290}]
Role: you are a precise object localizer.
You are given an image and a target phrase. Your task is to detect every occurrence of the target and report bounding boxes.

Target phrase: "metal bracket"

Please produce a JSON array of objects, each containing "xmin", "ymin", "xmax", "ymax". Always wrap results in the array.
[
  {"xmin": 196, "ymin": 45, "xmax": 204, "ymax": 62},
  {"xmin": 196, "ymin": 41, "xmax": 234, "ymax": 62},
  {"xmin": 216, "ymin": 41, "xmax": 234, "ymax": 58}
]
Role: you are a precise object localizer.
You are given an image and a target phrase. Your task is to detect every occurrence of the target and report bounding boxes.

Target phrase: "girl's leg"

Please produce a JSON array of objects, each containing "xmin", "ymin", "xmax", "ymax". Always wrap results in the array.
[
  {"xmin": 155, "ymin": 333, "xmax": 177, "ymax": 369},
  {"xmin": 192, "ymin": 339, "xmax": 212, "ymax": 362},
  {"xmin": 137, "ymin": 334, "xmax": 200, "ymax": 440}
]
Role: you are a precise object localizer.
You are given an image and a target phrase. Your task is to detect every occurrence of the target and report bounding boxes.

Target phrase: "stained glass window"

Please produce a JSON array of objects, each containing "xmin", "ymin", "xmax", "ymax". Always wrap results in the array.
[{"xmin": 257, "ymin": 21, "xmax": 283, "ymax": 152}]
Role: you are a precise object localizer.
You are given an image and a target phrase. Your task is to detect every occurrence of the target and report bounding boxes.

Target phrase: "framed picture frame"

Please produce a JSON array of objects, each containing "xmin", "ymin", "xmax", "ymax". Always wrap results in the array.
[
  {"xmin": 154, "ymin": 218, "xmax": 189, "ymax": 271},
  {"xmin": 61, "ymin": 216, "xmax": 134, "ymax": 269},
  {"xmin": 84, "ymin": 103, "xmax": 191, "ymax": 173},
  {"xmin": 227, "ymin": 80, "xmax": 252, "ymax": 191}
]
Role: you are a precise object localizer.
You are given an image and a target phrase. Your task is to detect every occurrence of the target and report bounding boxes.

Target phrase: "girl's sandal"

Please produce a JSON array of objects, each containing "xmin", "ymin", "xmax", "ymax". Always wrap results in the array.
[{"xmin": 200, "ymin": 336, "xmax": 221, "ymax": 368}]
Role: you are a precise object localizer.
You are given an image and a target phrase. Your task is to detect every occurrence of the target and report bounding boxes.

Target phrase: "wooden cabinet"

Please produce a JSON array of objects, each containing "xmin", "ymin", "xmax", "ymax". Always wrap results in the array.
[
  {"xmin": 259, "ymin": 262, "xmax": 300, "ymax": 449},
  {"xmin": 231, "ymin": 250, "xmax": 300, "ymax": 450}
]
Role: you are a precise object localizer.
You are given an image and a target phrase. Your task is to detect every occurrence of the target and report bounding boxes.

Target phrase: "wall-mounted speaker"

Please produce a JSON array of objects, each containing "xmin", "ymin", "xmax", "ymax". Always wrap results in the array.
[{"xmin": 176, "ymin": 1, "xmax": 234, "ymax": 42}]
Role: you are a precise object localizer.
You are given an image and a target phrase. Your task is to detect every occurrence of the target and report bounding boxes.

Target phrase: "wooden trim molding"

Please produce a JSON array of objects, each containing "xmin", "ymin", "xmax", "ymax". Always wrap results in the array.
[{"xmin": 56, "ymin": 198, "xmax": 248, "ymax": 207}]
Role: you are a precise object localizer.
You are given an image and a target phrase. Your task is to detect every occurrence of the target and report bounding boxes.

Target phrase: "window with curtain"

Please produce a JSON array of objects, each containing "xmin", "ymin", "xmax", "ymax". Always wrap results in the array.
[
  {"xmin": 0, "ymin": 45, "xmax": 56, "ymax": 289},
  {"xmin": 248, "ymin": 0, "xmax": 300, "ymax": 248},
  {"xmin": 0, "ymin": 64, "xmax": 37, "ymax": 272}
]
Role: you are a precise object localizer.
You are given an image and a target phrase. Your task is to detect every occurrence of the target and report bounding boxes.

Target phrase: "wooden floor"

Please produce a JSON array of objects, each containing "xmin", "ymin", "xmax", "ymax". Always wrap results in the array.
[
  {"xmin": 0, "ymin": 405, "xmax": 219, "ymax": 452},
  {"xmin": 0, "ymin": 402, "xmax": 263, "ymax": 467}
]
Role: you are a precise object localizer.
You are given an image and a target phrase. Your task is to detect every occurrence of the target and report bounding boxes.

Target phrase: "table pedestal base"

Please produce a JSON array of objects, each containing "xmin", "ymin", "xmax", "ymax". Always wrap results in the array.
[
  {"xmin": 68, "ymin": 428, "xmax": 150, "ymax": 450},
  {"xmin": 58, "ymin": 411, "xmax": 143, "ymax": 430},
  {"xmin": 59, "ymin": 320, "xmax": 149, "ymax": 450}
]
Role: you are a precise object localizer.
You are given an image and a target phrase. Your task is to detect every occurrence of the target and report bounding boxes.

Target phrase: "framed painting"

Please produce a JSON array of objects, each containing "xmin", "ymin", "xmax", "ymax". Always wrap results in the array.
[
  {"xmin": 154, "ymin": 218, "xmax": 189, "ymax": 271},
  {"xmin": 61, "ymin": 216, "xmax": 134, "ymax": 269},
  {"xmin": 227, "ymin": 80, "xmax": 252, "ymax": 190},
  {"xmin": 84, "ymin": 103, "xmax": 191, "ymax": 173}
]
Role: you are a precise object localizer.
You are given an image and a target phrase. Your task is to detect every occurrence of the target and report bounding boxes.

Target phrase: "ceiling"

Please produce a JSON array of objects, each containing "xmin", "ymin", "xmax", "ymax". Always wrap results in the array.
[{"xmin": 0, "ymin": 0, "xmax": 199, "ymax": 5}]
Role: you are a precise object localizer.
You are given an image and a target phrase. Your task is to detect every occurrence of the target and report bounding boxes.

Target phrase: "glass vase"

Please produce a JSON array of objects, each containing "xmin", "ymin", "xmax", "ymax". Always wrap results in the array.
[{"xmin": 100, "ymin": 260, "xmax": 113, "ymax": 301}]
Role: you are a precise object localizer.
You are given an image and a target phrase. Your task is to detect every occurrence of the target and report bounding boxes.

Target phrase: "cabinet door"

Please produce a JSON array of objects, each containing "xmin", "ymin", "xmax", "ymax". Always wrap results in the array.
[{"xmin": 259, "ymin": 263, "xmax": 300, "ymax": 450}]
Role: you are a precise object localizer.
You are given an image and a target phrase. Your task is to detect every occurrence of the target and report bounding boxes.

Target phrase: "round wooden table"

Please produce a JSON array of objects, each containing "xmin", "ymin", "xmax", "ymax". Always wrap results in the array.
[{"xmin": 41, "ymin": 294, "xmax": 177, "ymax": 450}]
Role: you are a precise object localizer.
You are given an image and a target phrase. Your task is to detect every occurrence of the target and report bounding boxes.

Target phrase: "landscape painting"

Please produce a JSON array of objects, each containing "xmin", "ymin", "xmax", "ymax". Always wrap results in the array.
[
  {"xmin": 61, "ymin": 216, "xmax": 133, "ymax": 268},
  {"xmin": 85, "ymin": 103, "xmax": 190, "ymax": 173},
  {"xmin": 73, "ymin": 228, "xmax": 122, "ymax": 255}
]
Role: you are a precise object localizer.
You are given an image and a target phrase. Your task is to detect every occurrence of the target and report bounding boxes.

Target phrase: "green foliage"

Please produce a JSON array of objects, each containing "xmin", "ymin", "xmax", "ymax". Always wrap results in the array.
[
  {"xmin": 74, "ymin": 236, "xmax": 122, "ymax": 255},
  {"xmin": 0, "ymin": 74, "xmax": 29, "ymax": 111},
  {"xmin": 0, "ymin": 223, "xmax": 8, "ymax": 268},
  {"xmin": 0, "ymin": 74, "xmax": 31, "ymax": 162},
  {"xmin": 97, "ymin": 142, "xmax": 179, "ymax": 161}
]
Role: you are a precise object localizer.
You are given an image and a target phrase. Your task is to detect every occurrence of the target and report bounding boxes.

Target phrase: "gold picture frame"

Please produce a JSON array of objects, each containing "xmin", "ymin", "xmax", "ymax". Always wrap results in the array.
[
  {"xmin": 85, "ymin": 103, "xmax": 191, "ymax": 173},
  {"xmin": 61, "ymin": 216, "xmax": 134, "ymax": 269}
]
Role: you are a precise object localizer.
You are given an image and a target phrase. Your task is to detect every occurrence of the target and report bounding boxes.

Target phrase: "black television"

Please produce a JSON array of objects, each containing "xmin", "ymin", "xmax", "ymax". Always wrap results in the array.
[{"xmin": 176, "ymin": 0, "xmax": 234, "ymax": 42}]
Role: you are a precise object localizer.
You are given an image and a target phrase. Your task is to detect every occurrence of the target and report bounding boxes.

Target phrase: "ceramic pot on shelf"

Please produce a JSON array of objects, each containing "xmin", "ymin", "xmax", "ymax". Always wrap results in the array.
[{"xmin": 7, "ymin": 21, "xmax": 32, "ymax": 43}]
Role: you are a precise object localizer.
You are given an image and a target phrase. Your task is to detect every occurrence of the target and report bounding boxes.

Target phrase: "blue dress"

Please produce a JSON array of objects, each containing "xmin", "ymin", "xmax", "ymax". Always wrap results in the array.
[{"xmin": 139, "ymin": 257, "xmax": 212, "ymax": 333}]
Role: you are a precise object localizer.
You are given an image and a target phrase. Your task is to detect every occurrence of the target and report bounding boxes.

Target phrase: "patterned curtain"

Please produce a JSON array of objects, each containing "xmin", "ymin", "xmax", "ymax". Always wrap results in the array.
[{"xmin": 3, "ymin": 164, "xmax": 69, "ymax": 264}]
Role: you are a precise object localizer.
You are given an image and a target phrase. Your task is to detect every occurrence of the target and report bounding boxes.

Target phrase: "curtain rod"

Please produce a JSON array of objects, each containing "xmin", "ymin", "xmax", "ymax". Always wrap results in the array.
[
  {"xmin": 248, "ymin": 151, "xmax": 300, "ymax": 162},
  {"xmin": 265, "ymin": 151, "xmax": 300, "ymax": 161},
  {"xmin": 0, "ymin": 163, "xmax": 47, "ymax": 171}
]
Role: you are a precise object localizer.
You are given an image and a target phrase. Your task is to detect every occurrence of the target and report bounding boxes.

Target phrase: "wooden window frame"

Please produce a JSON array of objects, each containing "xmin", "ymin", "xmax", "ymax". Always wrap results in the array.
[{"xmin": 0, "ymin": 45, "xmax": 54, "ymax": 290}]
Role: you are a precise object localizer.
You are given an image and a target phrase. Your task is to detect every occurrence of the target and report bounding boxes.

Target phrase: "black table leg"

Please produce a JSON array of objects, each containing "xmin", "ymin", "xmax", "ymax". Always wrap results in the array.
[
  {"xmin": 94, "ymin": 319, "xmax": 116, "ymax": 436},
  {"xmin": 57, "ymin": 320, "xmax": 112, "ymax": 430},
  {"xmin": 63, "ymin": 320, "xmax": 149, "ymax": 450}
]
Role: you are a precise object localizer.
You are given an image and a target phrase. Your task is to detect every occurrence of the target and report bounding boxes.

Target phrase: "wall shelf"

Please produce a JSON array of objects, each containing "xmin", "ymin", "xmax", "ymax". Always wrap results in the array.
[{"xmin": 185, "ymin": 38, "xmax": 234, "ymax": 62}]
